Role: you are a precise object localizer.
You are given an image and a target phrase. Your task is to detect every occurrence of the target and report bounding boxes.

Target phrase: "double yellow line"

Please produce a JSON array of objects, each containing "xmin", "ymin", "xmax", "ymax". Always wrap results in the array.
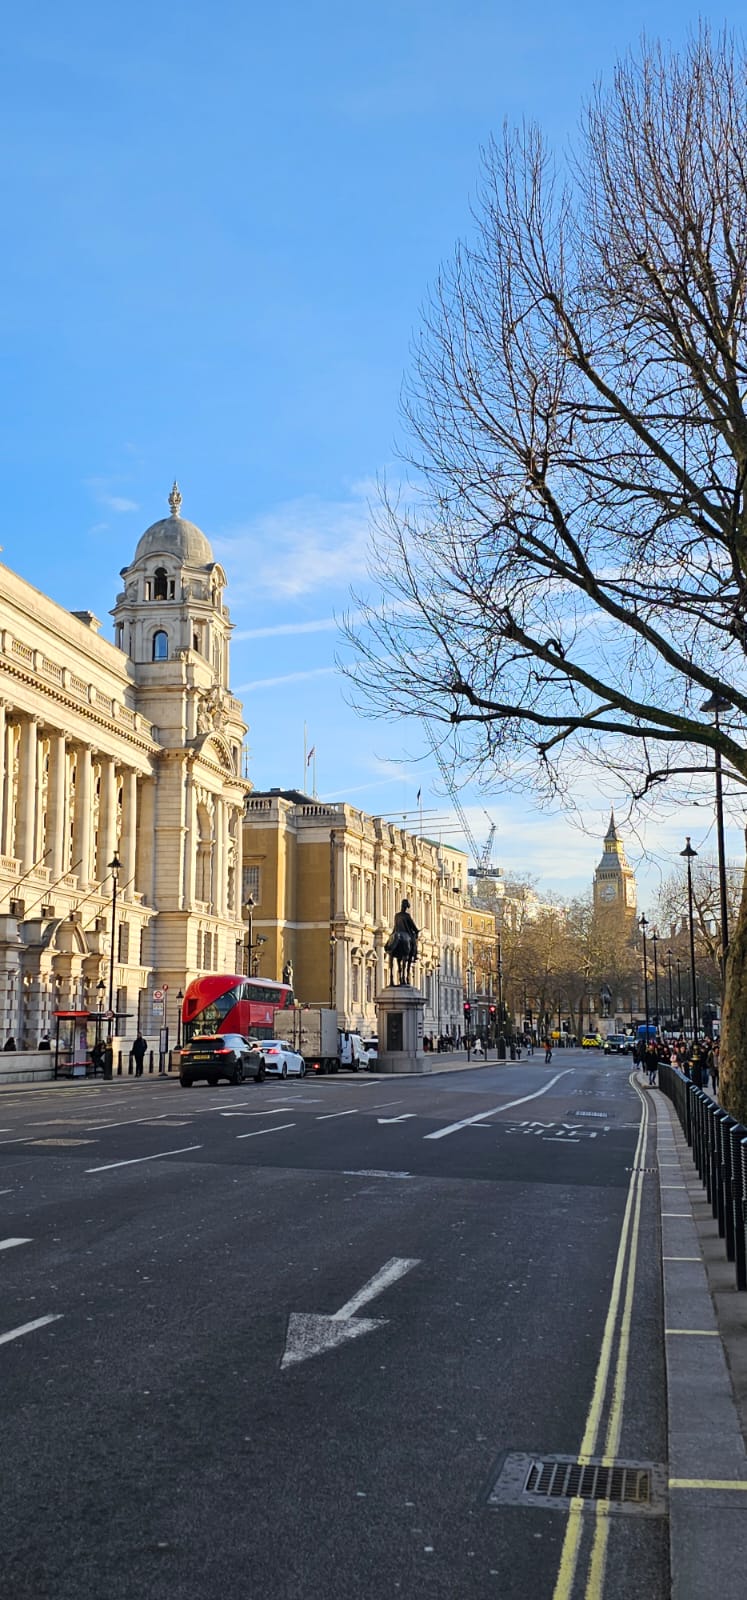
[{"xmin": 552, "ymin": 1074, "xmax": 649, "ymax": 1600}]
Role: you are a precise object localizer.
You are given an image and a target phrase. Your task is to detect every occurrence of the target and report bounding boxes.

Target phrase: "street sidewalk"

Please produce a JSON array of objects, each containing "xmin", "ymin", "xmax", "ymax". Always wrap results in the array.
[{"xmin": 643, "ymin": 1072, "xmax": 747, "ymax": 1599}]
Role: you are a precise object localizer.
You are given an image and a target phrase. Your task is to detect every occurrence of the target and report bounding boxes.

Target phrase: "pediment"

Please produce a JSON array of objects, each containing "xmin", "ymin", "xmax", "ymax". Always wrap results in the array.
[{"xmin": 194, "ymin": 732, "xmax": 234, "ymax": 772}]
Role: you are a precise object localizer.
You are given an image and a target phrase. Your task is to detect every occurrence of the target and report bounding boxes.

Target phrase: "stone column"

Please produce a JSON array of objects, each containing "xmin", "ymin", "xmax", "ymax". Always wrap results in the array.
[
  {"xmin": 1, "ymin": 719, "xmax": 14, "ymax": 858},
  {"xmin": 120, "ymin": 769, "xmax": 138, "ymax": 901},
  {"xmin": 183, "ymin": 777, "xmax": 196, "ymax": 909},
  {"xmin": 72, "ymin": 745, "xmax": 93, "ymax": 891},
  {"xmin": 213, "ymin": 799, "xmax": 224, "ymax": 916},
  {"xmin": 16, "ymin": 717, "xmax": 38, "ymax": 873},
  {"xmin": 97, "ymin": 755, "xmax": 117, "ymax": 883},
  {"xmin": 0, "ymin": 702, "xmax": 6, "ymax": 857},
  {"xmin": 46, "ymin": 732, "xmax": 68, "ymax": 880}
]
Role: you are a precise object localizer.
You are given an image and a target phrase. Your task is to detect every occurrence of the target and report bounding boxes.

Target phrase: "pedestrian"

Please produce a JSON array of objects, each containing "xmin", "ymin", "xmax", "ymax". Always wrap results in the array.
[
  {"xmin": 710, "ymin": 1041, "xmax": 720, "ymax": 1097},
  {"xmin": 90, "ymin": 1038, "xmax": 106, "ymax": 1076},
  {"xmin": 131, "ymin": 1032, "xmax": 147, "ymax": 1077},
  {"xmin": 645, "ymin": 1040, "xmax": 658, "ymax": 1085},
  {"xmin": 38, "ymin": 1032, "xmax": 51, "ymax": 1050},
  {"xmin": 3, "ymin": 1035, "xmax": 16, "ymax": 1051},
  {"xmin": 544, "ymin": 1036, "xmax": 553, "ymax": 1065}
]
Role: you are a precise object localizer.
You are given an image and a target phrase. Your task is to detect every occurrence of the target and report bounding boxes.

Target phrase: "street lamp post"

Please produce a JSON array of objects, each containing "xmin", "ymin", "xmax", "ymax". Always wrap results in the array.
[
  {"xmin": 651, "ymin": 931, "xmax": 660, "ymax": 1031},
  {"xmin": 681, "ymin": 836, "xmax": 699, "ymax": 1042},
  {"xmin": 497, "ymin": 936, "xmax": 506, "ymax": 1060},
  {"xmin": 244, "ymin": 896, "xmax": 254, "ymax": 977},
  {"xmin": 107, "ymin": 854, "xmax": 121, "ymax": 1037},
  {"xmin": 329, "ymin": 935, "xmax": 337, "ymax": 1008},
  {"xmin": 176, "ymin": 989, "xmax": 183, "ymax": 1050},
  {"xmin": 638, "ymin": 914, "xmax": 650, "ymax": 1038},
  {"xmin": 701, "ymin": 691, "xmax": 731, "ymax": 985},
  {"xmin": 676, "ymin": 957, "xmax": 683, "ymax": 1029},
  {"xmin": 96, "ymin": 978, "xmax": 105, "ymax": 1041},
  {"xmin": 666, "ymin": 949, "xmax": 674, "ymax": 1031}
]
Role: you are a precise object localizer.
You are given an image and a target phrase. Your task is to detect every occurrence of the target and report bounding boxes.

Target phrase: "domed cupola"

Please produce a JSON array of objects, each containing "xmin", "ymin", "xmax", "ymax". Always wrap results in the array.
[{"xmin": 132, "ymin": 482, "xmax": 214, "ymax": 568}]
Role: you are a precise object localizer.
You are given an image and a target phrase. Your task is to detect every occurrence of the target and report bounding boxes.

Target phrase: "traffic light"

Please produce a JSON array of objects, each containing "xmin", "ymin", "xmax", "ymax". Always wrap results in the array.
[
  {"xmin": 463, "ymin": 1001, "xmax": 471, "ymax": 1020},
  {"xmin": 489, "ymin": 1004, "xmax": 497, "ymax": 1020}
]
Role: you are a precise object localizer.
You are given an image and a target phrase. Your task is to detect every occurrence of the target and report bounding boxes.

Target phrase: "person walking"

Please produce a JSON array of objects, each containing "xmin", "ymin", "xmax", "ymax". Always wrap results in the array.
[
  {"xmin": 645, "ymin": 1039, "xmax": 658, "ymax": 1085},
  {"xmin": 131, "ymin": 1032, "xmax": 148, "ymax": 1077},
  {"xmin": 710, "ymin": 1041, "xmax": 720, "ymax": 1097},
  {"xmin": 544, "ymin": 1036, "xmax": 553, "ymax": 1065}
]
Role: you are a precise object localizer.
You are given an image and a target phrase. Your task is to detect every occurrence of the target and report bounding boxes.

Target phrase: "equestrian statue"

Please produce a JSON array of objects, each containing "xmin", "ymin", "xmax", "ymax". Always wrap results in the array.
[{"xmin": 384, "ymin": 898, "xmax": 419, "ymax": 986}]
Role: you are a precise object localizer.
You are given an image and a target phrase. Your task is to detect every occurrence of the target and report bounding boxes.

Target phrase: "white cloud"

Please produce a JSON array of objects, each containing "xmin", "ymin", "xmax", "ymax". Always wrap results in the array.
[
  {"xmin": 234, "ymin": 666, "xmax": 338, "ymax": 693},
  {"xmin": 233, "ymin": 617, "xmax": 338, "ymax": 642},
  {"xmin": 213, "ymin": 488, "xmax": 375, "ymax": 602},
  {"xmin": 86, "ymin": 477, "xmax": 140, "ymax": 514}
]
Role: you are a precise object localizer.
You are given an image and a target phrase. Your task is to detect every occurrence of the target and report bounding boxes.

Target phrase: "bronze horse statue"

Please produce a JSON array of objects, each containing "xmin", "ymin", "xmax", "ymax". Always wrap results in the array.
[{"xmin": 384, "ymin": 898, "xmax": 420, "ymax": 985}]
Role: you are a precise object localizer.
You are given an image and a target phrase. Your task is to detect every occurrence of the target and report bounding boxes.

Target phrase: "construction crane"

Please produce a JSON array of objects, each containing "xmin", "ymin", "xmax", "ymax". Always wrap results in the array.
[{"xmin": 424, "ymin": 724, "xmax": 498, "ymax": 879}]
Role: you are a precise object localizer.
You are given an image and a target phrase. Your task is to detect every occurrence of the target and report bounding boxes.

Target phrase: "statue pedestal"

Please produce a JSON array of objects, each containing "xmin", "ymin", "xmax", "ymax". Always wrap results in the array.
[{"xmin": 375, "ymin": 985, "xmax": 430, "ymax": 1074}]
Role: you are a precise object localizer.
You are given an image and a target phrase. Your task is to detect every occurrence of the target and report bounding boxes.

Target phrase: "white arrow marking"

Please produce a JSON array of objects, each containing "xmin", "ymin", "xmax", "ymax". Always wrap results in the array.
[
  {"xmin": 281, "ymin": 1255, "xmax": 420, "ymax": 1370},
  {"xmin": 377, "ymin": 1114, "xmax": 417, "ymax": 1124}
]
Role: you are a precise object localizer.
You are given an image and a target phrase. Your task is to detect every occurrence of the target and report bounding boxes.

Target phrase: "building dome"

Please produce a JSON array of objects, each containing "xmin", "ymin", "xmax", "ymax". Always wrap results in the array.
[{"xmin": 131, "ymin": 483, "xmax": 214, "ymax": 568}]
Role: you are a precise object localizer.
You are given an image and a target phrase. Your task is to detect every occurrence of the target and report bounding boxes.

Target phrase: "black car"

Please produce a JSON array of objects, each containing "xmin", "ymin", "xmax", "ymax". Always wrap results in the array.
[{"xmin": 179, "ymin": 1033, "xmax": 266, "ymax": 1088}]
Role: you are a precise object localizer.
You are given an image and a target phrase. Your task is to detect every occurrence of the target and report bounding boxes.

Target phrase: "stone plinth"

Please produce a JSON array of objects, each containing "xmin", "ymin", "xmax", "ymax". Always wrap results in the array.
[{"xmin": 376, "ymin": 985, "xmax": 429, "ymax": 1074}]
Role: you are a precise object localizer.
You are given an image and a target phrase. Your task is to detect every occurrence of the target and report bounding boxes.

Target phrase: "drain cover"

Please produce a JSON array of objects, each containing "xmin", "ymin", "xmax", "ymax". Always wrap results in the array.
[{"xmin": 489, "ymin": 1453, "xmax": 667, "ymax": 1516}]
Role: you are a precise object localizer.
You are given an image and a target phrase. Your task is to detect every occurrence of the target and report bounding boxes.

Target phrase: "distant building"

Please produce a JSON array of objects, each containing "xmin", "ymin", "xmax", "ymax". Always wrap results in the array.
[
  {"xmin": 242, "ymin": 790, "xmax": 466, "ymax": 1037},
  {"xmin": 593, "ymin": 812, "xmax": 637, "ymax": 928}
]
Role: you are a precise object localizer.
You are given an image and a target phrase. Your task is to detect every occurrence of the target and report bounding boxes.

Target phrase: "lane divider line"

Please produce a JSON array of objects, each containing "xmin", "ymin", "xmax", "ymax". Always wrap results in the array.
[
  {"xmin": 0, "ymin": 1238, "xmax": 31, "ymax": 1251},
  {"xmin": 0, "ymin": 1314, "xmax": 62, "ymax": 1347},
  {"xmin": 316, "ymin": 1110, "xmax": 359, "ymax": 1121},
  {"xmin": 425, "ymin": 1070, "xmax": 573, "ymax": 1140},
  {"xmin": 670, "ymin": 1478, "xmax": 747, "ymax": 1490},
  {"xmin": 236, "ymin": 1123, "xmax": 295, "ymax": 1140},
  {"xmin": 86, "ymin": 1145, "xmax": 202, "ymax": 1173}
]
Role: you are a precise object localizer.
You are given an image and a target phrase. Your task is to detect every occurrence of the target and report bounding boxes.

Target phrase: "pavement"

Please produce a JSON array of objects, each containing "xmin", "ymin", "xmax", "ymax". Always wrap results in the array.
[{"xmin": 638, "ymin": 1069, "xmax": 747, "ymax": 1599}]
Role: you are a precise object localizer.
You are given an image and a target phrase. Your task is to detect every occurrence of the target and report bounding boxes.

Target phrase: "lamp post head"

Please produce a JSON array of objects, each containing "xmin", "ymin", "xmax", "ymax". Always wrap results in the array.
[
  {"xmin": 108, "ymin": 853, "xmax": 122, "ymax": 878},
  {"xmin": 680, "ymin": 837, "xmax": 698, "ymax": 861},
  {"xmin": 638, "ymin": 913, "xmax": 648, "ymax": 933},
  {"xmin": 700, "ymin": 690, "xmax": 732, "ymax": 716}
]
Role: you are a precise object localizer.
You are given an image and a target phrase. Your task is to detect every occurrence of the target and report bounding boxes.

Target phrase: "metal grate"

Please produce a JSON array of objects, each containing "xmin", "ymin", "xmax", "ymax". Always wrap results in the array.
[{"xmin": 488, "ymin": 1453, "xmax": 666, "ymax": 1517}]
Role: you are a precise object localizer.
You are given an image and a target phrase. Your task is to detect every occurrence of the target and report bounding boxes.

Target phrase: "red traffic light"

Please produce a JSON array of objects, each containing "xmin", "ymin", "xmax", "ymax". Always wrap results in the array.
[{"xmin": 463, "ymin": 1001, "xmax": 471, "ymax": 1017}]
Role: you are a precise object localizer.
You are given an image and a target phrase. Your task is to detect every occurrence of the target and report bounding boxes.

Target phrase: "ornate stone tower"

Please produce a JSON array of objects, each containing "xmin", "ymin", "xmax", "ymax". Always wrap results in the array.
[
  {"xmin": 593, "ymin": 811, "xmax": 637, "ymax": 927},
  {"xmin": 112, "ymin": 485, "xmax": 249, "ymax": 1029}
]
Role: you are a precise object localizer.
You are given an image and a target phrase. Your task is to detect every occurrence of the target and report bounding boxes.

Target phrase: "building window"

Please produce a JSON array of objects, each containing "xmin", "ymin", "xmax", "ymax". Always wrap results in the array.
[
  {"xmin": 169, "ymin": 579, "xmax": 175, "ymax": 598},
  {"xmin": 350, "ymin": 871, "xmax": 360, "ymax": 912},
  {"xmin": 152, "ymin": 630, "xmax": 168, "ymax": 661},
  {"xmin": 365, "ymin": 876, "xmax": 373, "ymax": 916},
  {"xmin": 118, "ymin": 922, "xmax": 130, "ymax": 963},
  {"xmin": 351, "ymin": 965, "xmax": 360, "ymax": 1003},
  {"xmin": 365, "ymin": 966, "xmax": 373, "ymax": 1003},
  {"xmin": 196, "ymin": 928, "xmax": 203, "ymax": 967},
  {"xmin": 243, "ymin": 865, "xmax": 260, "ymax": 904},
  {"xmin": 154, "ymin": 567, "xmax": 168, "ymax": 600},
  {"xmin": 382, "ymin": 881, "xmax": 390, "ymax": 920}
]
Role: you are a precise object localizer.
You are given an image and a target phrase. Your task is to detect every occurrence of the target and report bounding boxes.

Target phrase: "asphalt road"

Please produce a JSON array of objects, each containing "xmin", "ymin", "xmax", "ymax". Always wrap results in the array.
[{"xmin": 0, "ymin": 1052, "xmax": 669, "ymax": 1599}]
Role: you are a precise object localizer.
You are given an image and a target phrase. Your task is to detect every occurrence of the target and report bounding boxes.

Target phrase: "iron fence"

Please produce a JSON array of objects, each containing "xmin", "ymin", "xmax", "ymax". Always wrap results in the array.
[{"xmin": 657, "ymin": 1061, "xmax": 747, "ymax": 1293}]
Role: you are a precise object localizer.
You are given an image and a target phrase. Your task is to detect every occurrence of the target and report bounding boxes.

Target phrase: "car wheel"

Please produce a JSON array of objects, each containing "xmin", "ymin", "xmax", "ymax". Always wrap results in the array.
[
  {"xmin": 299, "ymin": 1062, "xmax": 306, "ymax": 1078},
  {"xmin": 254, "ymin": 1062, "xmax": 265, "ymax": 1083},
  {"xmin": 282, "ymin": 1063, "xmax": 288, "ymax": 1078},
  {"xmin": 179, "ymin": 1077, "xmax": 193, "ymax": 1088},
  {"xmin": 209, "ymin": 1076, "xmax": 219, "ymax": 1087},
  {"xmin": 234, "ymin": 1062, "xmax": 245, "ymax": 1085}
]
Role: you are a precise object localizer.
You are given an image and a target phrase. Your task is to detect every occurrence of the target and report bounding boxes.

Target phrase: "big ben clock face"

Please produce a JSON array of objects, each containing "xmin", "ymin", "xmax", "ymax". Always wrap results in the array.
[{"xmin": 599, "ymin": 883, "xmax": 617, "ymax": 902}]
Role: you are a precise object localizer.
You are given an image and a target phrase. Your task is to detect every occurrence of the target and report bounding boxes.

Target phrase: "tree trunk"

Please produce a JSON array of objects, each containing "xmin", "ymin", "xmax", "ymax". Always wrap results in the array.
[{"xmin": 718, "ymin": 833, "xmax": 747, "ymax": 1123}]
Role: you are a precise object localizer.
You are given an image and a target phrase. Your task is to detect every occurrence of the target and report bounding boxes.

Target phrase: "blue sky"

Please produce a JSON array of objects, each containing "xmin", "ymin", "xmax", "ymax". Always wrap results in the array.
[{"xmin": 1, "ymin": 1, "xmax": 744, "ymax": 910}]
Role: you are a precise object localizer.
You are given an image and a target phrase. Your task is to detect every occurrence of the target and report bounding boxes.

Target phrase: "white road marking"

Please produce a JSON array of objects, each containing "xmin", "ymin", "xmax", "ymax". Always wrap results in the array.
[
  {"xmin": 377, "ymin": 1114, "xmax": 417, "ymax": 1124},
  {"xmin": 236, "ymin": 1123, "xmax": 296, "ymax": 1140},
  {"xmin": 86, "ymin": 1145, "xmax": 202, "ymax": 1173},
  {"xmin": 0, "ymin": 1189, "xmax": 14, "ymax": 1195},
  {"xmin": 220, "ymin": 1109, "xmax": 292, "ymax": 1119},
  {"xmin": 424, "ymin": 1070, "xmax": 572, "ymax": 1140},
  {"xmin": 0, "ymin": 1137, "xmax": 30, "ymax": 1146},
  {"xmin": 85, "ymin": 1113, "xmax": 171, "ymax": 1131},
  {"xmin": 281, "ymin": 1256, "xmax": 420, "ymax": 1369},
  {"xmin": 371, "ymin": 1101, "xmax": 403, "ymax": 1109},
  {"xmin": 344, "ymin": 1169, "xmax": 413, "ymax": 1179},
  {"xmin": 316, "ymin": 1109, "xmax": 359, "ymax": 1121},
  {"xmin": 0, "ymin": 1238, "xmax": 31, "ymax": 1251},
  {"xmin": 0, "ymin": 1314, "xmax": 62, "ymax": 1347}
]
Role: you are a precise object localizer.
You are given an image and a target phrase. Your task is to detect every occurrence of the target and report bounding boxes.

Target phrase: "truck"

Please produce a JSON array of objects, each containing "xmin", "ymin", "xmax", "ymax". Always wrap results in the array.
[{"xmin": 273, "ymin": 1006, "xmax": 370, "ymax": 1074}]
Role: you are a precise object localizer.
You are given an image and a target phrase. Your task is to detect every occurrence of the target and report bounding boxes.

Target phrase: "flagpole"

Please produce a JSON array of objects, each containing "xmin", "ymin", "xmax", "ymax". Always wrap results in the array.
[
  {"xmin": 313, "ymin": 749, "xmax": 317, "ymax": 799},
  {"xmin": 303, "ymin": 722, "xmax": 307, "ymax": 791}
]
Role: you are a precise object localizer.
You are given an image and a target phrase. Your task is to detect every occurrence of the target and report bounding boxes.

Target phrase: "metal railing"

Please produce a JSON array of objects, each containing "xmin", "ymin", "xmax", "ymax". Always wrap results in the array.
[{"xmin": 658, "ymin": 1061, "xmax": 747, "ymax": 1292}]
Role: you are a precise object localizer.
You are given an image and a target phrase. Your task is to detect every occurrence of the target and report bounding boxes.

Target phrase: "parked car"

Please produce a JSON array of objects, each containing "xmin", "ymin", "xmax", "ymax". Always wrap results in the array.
[
  {"xmin": 581, "ymin": 1032, "xmax": 604, "ymax": 1049},
  {"xmin": 179, "ymin": 1033, "xmax": 265, "ymax": 1088},
  {"xmin": 256, "ymin": 1039, "xmax": 306, "ymax": 1078},
  {"xmin": 603, "ymin": 1034, "xmax": 632, "ymax": 1055},
  {"xmin": 363, "ymin": 1038, "xmax": 378, "ymax": 1069}
]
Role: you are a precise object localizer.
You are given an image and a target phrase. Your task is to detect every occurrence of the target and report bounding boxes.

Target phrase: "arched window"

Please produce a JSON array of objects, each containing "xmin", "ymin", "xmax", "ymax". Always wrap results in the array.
[
  {"xmin": 152, "ymin": 630, "xmax": 168, "ymax": 661},
  {"xmin": 153, "ymin": 567, "xmax": 168, "ymax": 600}
]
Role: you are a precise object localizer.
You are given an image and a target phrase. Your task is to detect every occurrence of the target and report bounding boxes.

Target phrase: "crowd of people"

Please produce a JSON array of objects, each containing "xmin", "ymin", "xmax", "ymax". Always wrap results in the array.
[{"xmin": 633, "ymin": 1033, "xmax": 719, "ymax": 1093}]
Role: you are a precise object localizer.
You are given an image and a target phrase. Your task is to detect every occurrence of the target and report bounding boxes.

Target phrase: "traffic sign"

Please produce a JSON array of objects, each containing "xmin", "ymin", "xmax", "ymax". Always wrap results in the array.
[{"xmin": 153, "ymin": 988, "xmax": 164, "ymax": 1001}]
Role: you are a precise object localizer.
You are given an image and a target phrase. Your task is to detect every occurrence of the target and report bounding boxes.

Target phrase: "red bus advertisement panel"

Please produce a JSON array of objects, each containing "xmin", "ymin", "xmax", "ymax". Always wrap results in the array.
[{"xmin": 182, "ymin": 975, "xmax": 294, "ymax": 1042}]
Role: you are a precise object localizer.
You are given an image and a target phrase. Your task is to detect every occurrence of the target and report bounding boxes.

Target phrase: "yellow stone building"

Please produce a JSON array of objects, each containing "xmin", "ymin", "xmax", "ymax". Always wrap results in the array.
[
  {"xmin": 242, "ymin": 790, "xmax": 466, "ymax": 1037},
  {"xmin": 0, "ymin": 486, "xmax": 247, "ymax": 1048}
]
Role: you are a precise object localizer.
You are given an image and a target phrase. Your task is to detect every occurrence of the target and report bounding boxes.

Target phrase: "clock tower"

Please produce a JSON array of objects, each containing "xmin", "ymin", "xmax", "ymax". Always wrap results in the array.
[{"xmin": 593, "ymin": 812, "xmax": 637, "ymax": 927}]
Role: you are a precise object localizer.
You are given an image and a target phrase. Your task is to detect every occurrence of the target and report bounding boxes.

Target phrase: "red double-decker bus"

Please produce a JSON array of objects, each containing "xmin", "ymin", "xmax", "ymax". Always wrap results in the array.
[{"xmin": 181, "ymin": 974, "xmax": 294, "ymax": 1043}]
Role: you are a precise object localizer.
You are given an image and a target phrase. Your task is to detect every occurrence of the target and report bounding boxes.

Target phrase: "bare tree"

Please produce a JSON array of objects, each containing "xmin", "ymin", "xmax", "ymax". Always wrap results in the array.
[{"xmin": 345, "ymin": 31, "xmax": 747, "ymax": 1117}]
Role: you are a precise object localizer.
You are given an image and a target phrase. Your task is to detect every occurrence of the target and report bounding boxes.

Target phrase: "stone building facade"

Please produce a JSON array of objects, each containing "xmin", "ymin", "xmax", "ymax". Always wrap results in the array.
[
  {"xmin": 593, "ymin": 811, "xmax": 638, "ymax": 929},
  {"xmin": 242, "ymin": 790, "xmax": 466, "ymax": 1037},
  {"xmin": 0, "ymin": 486, "xmax": 247, "ymax": 1048}
]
